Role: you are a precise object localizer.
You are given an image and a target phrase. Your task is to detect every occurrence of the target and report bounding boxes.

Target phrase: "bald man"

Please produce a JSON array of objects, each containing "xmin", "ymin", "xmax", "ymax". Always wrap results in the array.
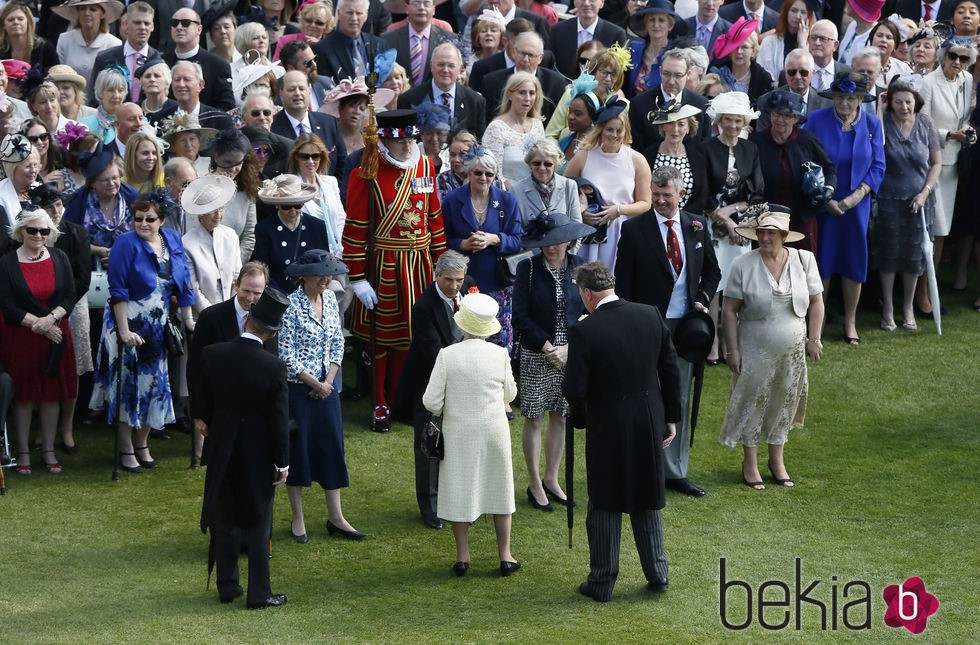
[{"xmin": 270, "ymin": 71, "xmax": 346, "ymax": 178}]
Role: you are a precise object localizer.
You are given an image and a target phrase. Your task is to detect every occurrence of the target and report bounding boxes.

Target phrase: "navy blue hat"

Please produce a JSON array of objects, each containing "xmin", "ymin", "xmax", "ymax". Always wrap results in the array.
[
  {"xmin": 521, "ymin": 212, "xmax": 595, "ymax": 249},
  {"xmin": 285, "ymin": 249, "xmax": 350, "ymax": 278},
  {"xmin": 79, "ymin": 144, "xmax": 115, "ymax": 180},
  {"xmin": 595, "ymin": 97, "xmax": 629, "ymax": 125},
  {"xmin": 758, "ymin": 89, "xmax": 807, "ymax": 122},
  {"xmin": 629, "ymin": 1, "xmax": 689, "ymax": 38}
]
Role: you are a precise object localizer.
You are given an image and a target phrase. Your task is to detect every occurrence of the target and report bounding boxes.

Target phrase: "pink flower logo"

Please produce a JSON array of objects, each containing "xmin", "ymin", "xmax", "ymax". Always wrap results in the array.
[
  {"xmin": 882, "ymin": 577, "xmax": 939, "ymax": 634},
  {"xmin": 691, "ymin": 220, "xmax": 704, "ymax": 232}
]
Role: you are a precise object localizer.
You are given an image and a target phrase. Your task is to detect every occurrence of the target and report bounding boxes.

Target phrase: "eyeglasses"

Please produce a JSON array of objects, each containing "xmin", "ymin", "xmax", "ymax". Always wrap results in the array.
[
  {"xmin": 249, "ymin": 109, "xmax": 273, "ymax": 118},
  {"xmin": 25, "ymin": 227, "xmax": 51, "ymax": 236},
  {"xmin": 296, "ymin": 152, "xmax": 322, "ymax": 161},
  {"xmin": 808, "ymin": 34, "xmax": 834, "ymax": 44},
  {"xmin": 252, "ymin": 146, "xmax": 272, "ymax": 157},
  {"xmin": 530, "ymin": 160, "xmax": 554, "ymax": 168},
  {"xmin": 303, "ymin": 57, "xmax": 317, "ymax": 69},
  {"xmin": 596, "ymin": 69, "xmax": 617, "ymax": 80},
  {"xmin": 27, "ymin": 132, "xmax": 50, "ymax": 143},
  {"xmin": 786, "ymin": 68, "xmax": 810, "ymax": 77},
  {"xmin": 214, "ymin": 158, "xmax": 245, "ymax": 169},
  {"xmin": 171, "ymin": 18, "xmax": 200, "ymax": 28},
  {"xmin": 133, "ymin": 216, "xmax": 159, "ymax": 223},
  {"xmin": 947, "ymin": 52, "xmax": 971, "ymax": 63},
  {"xmin": 280, "ymin": 204, "xmax": 304, "ymax": 211},
  {"xmin": 660, "ymin": 71, "xmax": 687, "ymax": 80},
  {"xmin": 471, "ymin": 170, "xmax": 494, "ymax": 177}
]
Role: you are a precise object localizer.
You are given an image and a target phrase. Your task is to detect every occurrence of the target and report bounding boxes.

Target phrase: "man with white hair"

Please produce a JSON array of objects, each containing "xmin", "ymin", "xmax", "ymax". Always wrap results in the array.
[
  {"xmin": 807, "ymin": 20, "xmax": 850, "ymax": 93},
  {"xmin": 482, "ymin": 32, "xmax": 567, "ymax": 123},
  {"xmin": 148, "ymin": 60, "xmax": 234, "ymax": 131},
  {"xmin": 759, "ymin": 48, "xmax": 830, "ymax": 129},
  {"xmin": 163, "ymin": 6, "xmax": 235, "ymax": 111},
  {"xmin": 397, "ymin": 42, "xmax": 486, "ymax": 135},
  {"xmin": 314, "ymin": 0, "xmax": 386, "ymax": 82},
  {"xmin": 849, "ymin": 47, "xmax": 885, "ymax": 115}
]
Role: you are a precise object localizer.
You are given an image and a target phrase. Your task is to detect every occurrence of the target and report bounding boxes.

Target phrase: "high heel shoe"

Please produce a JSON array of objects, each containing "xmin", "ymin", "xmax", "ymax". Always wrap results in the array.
[
  {"xmin": 526, "ymin": 487, "xmax": 554, "ymax": 512},
  {"xmin": 133, "ymin": 445, "xmax": 158, "ymax": 469},
  {"xmin": 41, "ymin": 450, "xmax": 62, "ymax": 474},
  {"xmin": 767, "ymin": 460, "xmax": 794, "ymax": 487},
  {"xmin": 452, "ymin": 561, "xmax": 469, "ymax": 577},
  {"xmin": 326, "ymin": 521, "xmax": 367, "ymax": 540},
  {"xmin": 500, "ymin": 560, "xmax": 522, "ymax": 577},
  {"xmin": 119, "ymin": 452, "xmax": 143, "ymax": 474},
  {"xmin": 15, "ymin": 452, "xmax": 31, "ymax": 475},
  {"xmin": 542, "ymin": 481, "xmax": 574, "ymax": 507}
]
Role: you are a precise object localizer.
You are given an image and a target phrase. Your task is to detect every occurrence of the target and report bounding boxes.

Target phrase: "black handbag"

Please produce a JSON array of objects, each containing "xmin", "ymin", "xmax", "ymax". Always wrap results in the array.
[
  {"xmin": 494, "ymin": 207, "xmax": 534, "ymax": 285},
  {"xmin": 420, "ymin": 415, "xmax": 444, "ymax": 460},
  {"xmin": 163, "ymin": 316, "xmax": 185, "ymax": 356},
  {"xmin": 801, "ymin": 161, "xmax": 832, "ymax": 209}
]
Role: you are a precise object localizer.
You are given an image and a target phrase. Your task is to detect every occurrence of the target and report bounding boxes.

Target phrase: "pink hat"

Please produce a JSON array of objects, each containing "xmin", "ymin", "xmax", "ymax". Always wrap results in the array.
[
  {"xmin": 1, "ymin": 59, "xmax": 31, "ymax": 83},
  {"xmin": 847, "ymin": 0, "xmax": 885, "ymax": 23},
  {"xmin": 711, "ymin": 17, "xmax": 760, "ymax": 60}
]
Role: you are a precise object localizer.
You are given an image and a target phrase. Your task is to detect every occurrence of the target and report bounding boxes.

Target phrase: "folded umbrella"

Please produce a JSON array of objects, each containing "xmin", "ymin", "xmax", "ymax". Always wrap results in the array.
[{"xmin": 921, "ymin": 209, "xmax": 942, "ymax": 335}]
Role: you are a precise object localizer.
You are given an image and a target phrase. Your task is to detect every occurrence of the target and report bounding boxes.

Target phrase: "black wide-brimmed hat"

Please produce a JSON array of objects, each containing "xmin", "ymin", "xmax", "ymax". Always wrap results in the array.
[
  {"xmin": 248, "ymin": 287, "xmax": 290, "ymax": 330},
  {"xmin": 521, "ymin": 212, "xmax": 595, "ymax": 249},
  {"xmin": 818, "ymin": 72, "xmax": 876, "ymax": 102},
  {"xmin": 28, "ymin": 182, "xmax": 63, "ymax": 208},
  {"xmin": 285, "ymin": 249, "xmax": 349, "ymax": 278},
  {"xmin": 376, "ymin": 109, "xmax": 420, "ymax": 139},
  {"xmin": 672, "ymin": 309, "xmax": 715, "ymax": 364}
]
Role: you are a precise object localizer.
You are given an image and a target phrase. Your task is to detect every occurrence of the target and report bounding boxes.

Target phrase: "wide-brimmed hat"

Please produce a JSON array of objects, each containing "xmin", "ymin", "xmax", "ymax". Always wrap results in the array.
[
  {"xmin": 672, "ymin": 309, "xmax": 715, "ymax": 364},
  {"xmin": 629, "ymin": 1, "xmax": 688, "ymax": 38},
  {"xmin": 232, "ymin": 54, "xmax": 286, "ymax": 99},
  {"xmin": 454, "ymin": 292, "xmax": 501, "ymax": 338},
  {"xmin": 0, "ymin": 134, "xmax": 33, "ymax": 164},
  {"xmin": 257, "ymin": 174, "xmax": 317, "ymax": 205},
  {"xmin": 735, "ymin": 204, "xmax": 804, "ymax": 242},
  {"xmin": 248, "ymin": 287, "xmax": 290, "ymax": 331},
  {"xmin": 757, "ymin": 89, "xmax": 807, "ymax": 122},
  {"xmin": 46, "ymin": 64, "xmax": 87, "ymax": 90},
  {"xmin": 159, "ymin": 111, "xmax": 219, "ymax": 146},
  {"xmin": 52, "ymin": 0, "xmax": 125, "ymax": 24},
  {"xmin": 376, "ymin": 108, "xmax": 420, "ymax": 139},
  {"xmin": 846, "ymin": 0, "xmax": 885, "ymax": 23},
  {"xmin": 285, "ymin": 249, "xmax": 349, "ymax": 278},
  {"xmin": 521, "ymin": 212, "xmax": 595, "ymax": 248},
  {"xmin": 712, "ymin": 16, "xmax": 760, "ymax": 60},
  {"xmin": 817, "ymin": 71, "xmax": 876, "ymax": 102},
  {"xmin": 320, "ymin": 76, "xmax": 395, "ymax": 118},
  {"xmin": 650, "ymin": 102, "xmax": 702, "ymax": 125},
  {"xmin": 28, "ymin": 182, "xmax": 63, "ymax": 208},
  {"xmin": 78, "ymin": 144, "xmax": 115, "ymax": 179},
  {"xmin": 706, "ymin": 91, "xmax": 760, "ymax": 120},
  {"xmin": 181, "ymin": 174, "xmax": 236, "ymax": 216}
]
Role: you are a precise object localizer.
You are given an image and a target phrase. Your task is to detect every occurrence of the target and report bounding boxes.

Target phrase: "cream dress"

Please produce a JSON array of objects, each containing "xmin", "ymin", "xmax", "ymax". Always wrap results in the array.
[{"xmin": 423, "ymin": 338, "xmax": 517, "ymax": 522}]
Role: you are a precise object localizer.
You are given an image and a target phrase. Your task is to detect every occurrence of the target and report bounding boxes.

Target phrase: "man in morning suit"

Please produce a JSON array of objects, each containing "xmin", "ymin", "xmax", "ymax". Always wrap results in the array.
[
  {"xmin": 615, "ymin": 166, "xmax": 720, "ymax": 498},
  {"xmin": 380, "ymin": 0, "xmax": 455, "ymax": 87},
  {"xmin": 482, "ymin": 32, "xmax": 567, "ymax": 124},
  {"xmin": 564, "ymin": 261, "xmax": 681, "ymax": 603},
  {"xmin": 629, "ymin": 50, "xmax": 710, "ymax": 153},
  {"xmin": 550, "ymin": 0, "xmax": 630, "ymax": 80},
  {"xmin": 198, "ymin": 287, "xmax": 291, "ymax": 610},
  {"xmin": 271, "ymin": 71, "xmax": 348, "ymax": 178},
  {"xmin": 468, "ymin": 18, "xmax": 557, "ymax": 98},
  {"xmin": 147, "ymin": 60, "xmax": 234, "ymax": 132},
  {"xmin": 392, "ymin": 251, "xmax": 471, "ymax": 530},
  {"xmin": 163, "ymin": 7, "xmax": 235, "ymax": 111},
  {"xmin": 314, "ymin": 0, "xmax": 386, "ymax": 83},
  {"xmin": 397, "ymin": 42, "xmax": 487, "ymax": 136},
  {"xmin": 88, "ymin": 1, "xmax": 158, "ymax": 105},
  {"xmin": 718, "ymin": 0, "xmax": 778, "ymax": 33},
  {"xmin": 685, "ymin": 0, "xmax": 733, "ymax": 55}
]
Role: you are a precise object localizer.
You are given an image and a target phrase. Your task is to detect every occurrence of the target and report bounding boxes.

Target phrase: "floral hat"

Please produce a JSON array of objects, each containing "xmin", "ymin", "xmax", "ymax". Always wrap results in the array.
[
  {"xmin": 159, "ymin": 111, "xmax": 219, "ymax": 146},
  {"xmin": 412, "ymin": 97, "xmax": 452, "ymax": 131},
  {"xmin": 735, "ymin": 204, "xmax": 804, "ymax": 242},
  {"xmin": 319, "ymin": 76, "xmax": 395, "ymax": 117},
  {"xmin": 817, "ymin": 72, "xmax": 876, "ymax": 102},
  {"xmin": 257, "ymin": 174, "xmax": 318, "ymax": 205}
]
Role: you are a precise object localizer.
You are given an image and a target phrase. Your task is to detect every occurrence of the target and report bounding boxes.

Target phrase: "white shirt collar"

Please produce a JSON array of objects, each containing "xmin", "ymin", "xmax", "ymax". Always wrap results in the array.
[
  {"xmin": 286, "ymin": 110, "xmax": 311, "ymax": 131},
  {"xmin": 234, "ymin": 297, "xmax": 249, "ymax": 320},
  {"xmin": 436, "ymin": 286, "xmax": 459, "ymax": 310},
  {"xmin": 595, "ymin": 294, "xmax": 620, "ymax": 309},
  {"xmin": 123, "ymin": 42, "xmax": 149, "ymax": 58},
  {"xmin": 577, "ymin": 18, "xmax": 598, "ymax": 34},
  {"xmin": 655, "ymin": 209, "xmax": 681, "ymax": 225},
  {"xmin": 175, "ymin": 45, "xmax": 200, "ymax": 60},
  {"xmin": 503, "ymin": 6, "xmax": 517, "ymax": 20},
  {"xmin": 431, "ymin": 80, "xmax": 455, "ymax": 99},
  {"xmin": 241, "ymin": 331, "xmax": 262, "ymax": 342}
]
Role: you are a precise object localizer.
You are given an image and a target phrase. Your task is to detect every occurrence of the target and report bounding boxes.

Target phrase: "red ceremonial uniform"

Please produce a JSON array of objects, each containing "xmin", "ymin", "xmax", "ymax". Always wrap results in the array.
[{"xmin": 343, "ymin": 154, "xmax": 447, "ymax": 350}]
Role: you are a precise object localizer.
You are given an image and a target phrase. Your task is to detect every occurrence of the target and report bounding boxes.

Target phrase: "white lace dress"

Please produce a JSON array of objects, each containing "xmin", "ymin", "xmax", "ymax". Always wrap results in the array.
[{"xmin": 483, "ymin": 118, "xmax": 545, "ymax": 186}]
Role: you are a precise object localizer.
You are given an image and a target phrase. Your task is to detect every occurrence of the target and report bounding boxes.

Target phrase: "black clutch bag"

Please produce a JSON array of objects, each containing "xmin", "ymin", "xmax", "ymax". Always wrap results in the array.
[
  {"xmin": 43, "ymin": 339, "xmax": 66, "ymax": 377},
  {"xmin": 421, "ymin": 415, "xmax": 444, "ymax": 460},
  {"xmin": 164, "ymin": 317, "xmax": 185, "ymax": 356}
]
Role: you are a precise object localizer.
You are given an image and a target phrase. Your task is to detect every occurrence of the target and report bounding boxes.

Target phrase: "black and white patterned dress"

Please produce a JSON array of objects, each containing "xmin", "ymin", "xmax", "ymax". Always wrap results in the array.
[
  {"xmin": 519, "ymin": 264, "xmax": 569, "ymax": 418},
  {"xmin": 654, "ymin": 152, "xmax": 693, "ymax": 210}
]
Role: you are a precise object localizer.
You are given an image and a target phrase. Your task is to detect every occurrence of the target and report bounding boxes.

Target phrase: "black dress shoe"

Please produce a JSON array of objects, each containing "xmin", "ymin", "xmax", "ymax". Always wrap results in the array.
[
  {"xmin": 648, "ymin": 578, "xmax": 669, "ymax": 593},
  {"xmin": 219, "ymin": 586, "xmax": 244, "ymax": 603},
  {"xmin": 579, "ymin": 582, "xmax": 611, "ymax": 602},
  {"xmin": 666, "ymin": 478, "xmax": 706, "ymax": 497},
  {"xmin": 500, "ymin": 560, "xmax": 521, "ymax": 576},
  {"xmin": 290, "ymin": 530, "xmax": 308, "ymax": 544},
  {"xmin": 247, "ymin": 594, "xmax": 287, "ymax": 609},
  {"xmin": 326, "ymin": 521, "xmax": 367, "ymax": 540},
  {"xmin": 133, "ymin": 445, "xmax": 158, "ymax": 469},
  {"xmin": 422, "ymin": 515, "xmax": 443, "ymax": 530},
  {"xmin": 526, "ymin": 487, "xmax": 554, "ymax": 512},
  {"xmin": 149, "ymin": 428, "xmax": 171, "ymax": 440},
  {"xmin": 58, "ymin": 441, "xmax": 78, "ymax": 456},
  {"xmin": 452, "ymin": 561, "xmax": 469, "ymax": 577}
]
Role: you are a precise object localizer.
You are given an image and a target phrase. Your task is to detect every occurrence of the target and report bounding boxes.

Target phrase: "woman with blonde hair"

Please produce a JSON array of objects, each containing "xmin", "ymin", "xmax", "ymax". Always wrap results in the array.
[
  {"xmin": 235, "ymin": 22, "xmax": 271, "ymax": 65},
  {"xmin": 483, "ymin": 71, "xmax": 545, "ymax": 186},
  {"xmin": 288, "ymin": 133, "xmax": 345, "ymax": 259},
  {"xmin": 0, "ymin": 3, "xmax": 58, "ymax": 70},
  {"xmin": 122, "ymin": 132, "xmax": 165, "ymax": 194},
  {"xmin": 379, "ymin": 63, "xmax": 408, "ymax": 111},
  {"xmin": 47, "ymin": 65, "xmax": 96, "ymax": 123},
  {"xmin": 273, "ymin": 1, "xmax": 334, "ymax": 60},
  {"xmin": 53, "ymin": 0, "xmax": 123, "ymax": 85},
  {"xmin": 27, "ymin": 81, "xmax": 69, "ymax": 134}
]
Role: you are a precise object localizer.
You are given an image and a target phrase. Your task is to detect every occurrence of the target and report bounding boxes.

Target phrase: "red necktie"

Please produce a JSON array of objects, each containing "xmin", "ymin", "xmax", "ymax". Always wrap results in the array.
[
  {"xmin": 665, "ymin": 220, "xmax": 683, "ymax": 277},
  {"xmin": 924, "ymin": 4, "xmax": 932, "ymax": 20},
  {"xmin": 452, "ymin": 298, "xmax": 460, "ymax": 312}
]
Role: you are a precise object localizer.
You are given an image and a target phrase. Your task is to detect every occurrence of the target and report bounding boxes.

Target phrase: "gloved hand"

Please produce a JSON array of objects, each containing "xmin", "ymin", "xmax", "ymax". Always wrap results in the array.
[{"xmin": 352, "ymin": 280, "xmax": 377, "ymax": 310}]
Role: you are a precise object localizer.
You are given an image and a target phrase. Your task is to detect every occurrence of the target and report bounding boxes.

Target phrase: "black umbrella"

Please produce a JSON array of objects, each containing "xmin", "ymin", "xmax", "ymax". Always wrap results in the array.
[
  {"xmin": 690, "ymin": 361, "xmax": 706, "ymax": 447},
  {"xmin": 565, "ymin": 415, "xmax": 574, "ymax": 548}
]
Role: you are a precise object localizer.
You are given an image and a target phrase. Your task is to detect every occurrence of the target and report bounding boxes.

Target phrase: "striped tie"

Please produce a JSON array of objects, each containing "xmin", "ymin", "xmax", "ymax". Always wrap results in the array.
[{"xmin": 410, "ymin": 34, "xmax": 424, "ymax": 84}]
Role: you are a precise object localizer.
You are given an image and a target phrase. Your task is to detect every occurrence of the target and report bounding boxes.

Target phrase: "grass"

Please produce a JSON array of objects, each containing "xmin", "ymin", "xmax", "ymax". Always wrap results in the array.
[{"xmin": 1, "ymin": 284, "xmax": 977, "ymax": 643}]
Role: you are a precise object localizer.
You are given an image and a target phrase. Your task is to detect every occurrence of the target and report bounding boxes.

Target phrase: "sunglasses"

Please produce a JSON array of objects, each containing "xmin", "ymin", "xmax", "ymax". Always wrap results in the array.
[
  {"xmin": 786, "ymin": 68, "xmax": 810, "ymax": 77},
  {"xmin": 530, "ymin": 160, "xmax": 554, "ymax": 168},
  {"xmin": 304, "ymin": 19, "xmax": 327, "ymax": 27},
  {"xmin": 303, "ymin": 57, "xmax": 317, "ymax": 69},
  {"xmin": 133, "ymin": 216, "xmax": 159, "ymax": 223},
  {"xmin": 214, "ymin": 158, "xmax": 244, "ymax": 169},
  {"xmin": 296, "ymin": 152, "xmax": 322, "ymax": 161},
  {"xmin": 280, "ymin": 204, "xmax": 304, "ymax": 211},
  {"xmin": 947, "ymin": 52, "xmax": 971, "ymax": 63},
  {"xmin": 27, "ymin": 132, "xmax": 50, "ymax": 143},
  {"xmin": 252, "ymin": 146, "xmax": 272, "ymax": 157},
  {"xmin": 25, "ymin": 226, "xmax": 51, "ymax": 236},
  {"xmin": 471, "ymin": 170, "xmax": 494, "ymax": 177},
  {"xmin": 171, "ymin": 18, "xmax": 200, "ymax": 28},
  {"xmin": 249, "ymin": 109, "xmax": 273, "ymax": 118}
]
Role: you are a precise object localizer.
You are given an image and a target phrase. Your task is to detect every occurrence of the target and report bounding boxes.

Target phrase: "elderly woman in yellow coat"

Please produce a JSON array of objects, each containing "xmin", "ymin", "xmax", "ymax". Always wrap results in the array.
[{"xmin": 423, "ymin": 293, "xmax": 519, "ymax": 579}]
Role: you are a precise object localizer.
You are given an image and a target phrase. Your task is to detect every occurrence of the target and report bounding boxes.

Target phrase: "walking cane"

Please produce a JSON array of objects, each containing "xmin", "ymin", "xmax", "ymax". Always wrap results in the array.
[
  {"xmin": 112, "ymin": 330, "xmax": 123, "ymax": 482},
  {"xmin": 565, "ymin": 415, "xmax": 574, "ymax": 548}
]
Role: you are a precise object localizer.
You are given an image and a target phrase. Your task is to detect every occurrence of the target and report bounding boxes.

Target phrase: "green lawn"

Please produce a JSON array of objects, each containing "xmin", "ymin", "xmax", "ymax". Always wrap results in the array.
[{"xmin": 1, "ymin": 289, "xmax": 977, "ymax": 643}]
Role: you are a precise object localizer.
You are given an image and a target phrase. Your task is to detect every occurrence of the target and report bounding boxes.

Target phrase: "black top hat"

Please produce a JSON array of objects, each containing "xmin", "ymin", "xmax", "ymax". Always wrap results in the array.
[
  {"xmin": 521, "ymin": 213, "xmax": 595, "ymax": 249},
  {"xmin": 285, "ymin": 249, "xmax": 350, "ymax": 278},
  {"xmin": 672, "ymin": 309, "xmax": 715, "ymax": 364},
  {"xmin": 28, "ymin": 182, "xmax": 63, "ymax": 209},
  {"xmin": 758, "ymin": 89, "xmax": 807, "ymax": 123},
  {"xmin": 248, "ymin": 287, "xmax": 290, "ymax": 331},
  {"xmin": 376, "ymin": 109, "xmax": 420, "ymax": 139}
]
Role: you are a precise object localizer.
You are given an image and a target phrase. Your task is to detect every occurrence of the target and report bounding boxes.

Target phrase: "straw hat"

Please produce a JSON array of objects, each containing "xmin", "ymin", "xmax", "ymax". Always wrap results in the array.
[
  {"xmin": 454, "ymin": 293, "xmax": 501, "ymax": 338},
  {"xmin": 159, "ymin": 111, "xmax": 218, "ymax": 146},
  {"xmin": 285, "ymin": 249, "xmax": 350, "ymax": 278},
  {"xmin": 181, "ymin": 174, "xmax": 237, "ymax": 216},
  {"xmin": 706, "ymin": 91, "xmax": 760, "ymax": 121},
  {"xmin": 319, "ymin": 76, "xmax": 395, "ymax": 118},
  {"xmin": 257, "ymin": 174, "xmax": 317, "ymax": 205},
  {"xmin": 46, "ymin": 64, "xmax": 87, "ymax": 90},
  {"xmin": 52, "ymin": 0, "xmax": 125, "ymax": 24},
  {"xmin": 735, "ymin": 204, "xmax": 804, "ymax": 242}
]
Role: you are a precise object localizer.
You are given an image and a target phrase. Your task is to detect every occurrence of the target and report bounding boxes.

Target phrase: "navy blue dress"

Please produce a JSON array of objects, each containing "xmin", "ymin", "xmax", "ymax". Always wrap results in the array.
[{"xmin": 250, "ymin": 214, "xmax": 330, "ymax": 293}]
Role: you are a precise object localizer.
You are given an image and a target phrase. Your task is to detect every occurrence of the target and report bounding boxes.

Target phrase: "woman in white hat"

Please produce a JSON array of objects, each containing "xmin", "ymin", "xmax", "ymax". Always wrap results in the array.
[
  {"xmin": 53, "ymin": 0, "xmax": 124, "ymax": 86},
  {"xmin": 181, "ymin": 174, "xmax": 242, "ymax": 317},
  {"xmin": 321, "ymin": 77, "xmax": 394, "ymax": 157},
  {"xmin": 423, "ymin": 292, "xmax": 520, "ymax": 577}
]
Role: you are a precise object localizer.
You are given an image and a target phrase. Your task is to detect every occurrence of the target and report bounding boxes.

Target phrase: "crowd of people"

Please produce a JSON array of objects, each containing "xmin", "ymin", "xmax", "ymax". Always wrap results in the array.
[{"xmin": 0, "ymin": 0, "xmax": 977, "ymax": 607}]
